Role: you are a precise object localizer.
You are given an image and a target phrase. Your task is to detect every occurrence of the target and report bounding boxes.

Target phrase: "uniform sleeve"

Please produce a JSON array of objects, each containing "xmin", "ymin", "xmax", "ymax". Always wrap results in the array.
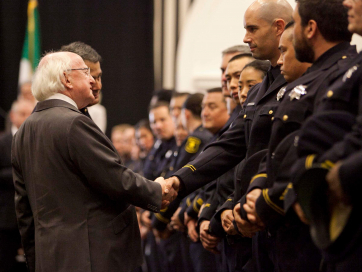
[
  {"xmin": 68, "ymin": 116, "xmax": 162, "ymax": 212},
  {"xmin": 12, "ymin": 136, "xmax": 35, "ymax": 272},
  {"xmin": 338, "ymin": 150, "xmax": 362, "ymax": 205},
  {"xmin": 174, "ymin": 113, "xmax": 247, "ymax": 196}
]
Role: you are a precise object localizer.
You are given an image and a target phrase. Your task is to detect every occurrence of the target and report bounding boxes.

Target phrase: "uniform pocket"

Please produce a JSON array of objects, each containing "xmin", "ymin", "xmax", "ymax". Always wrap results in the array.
[{"xmin": 112, "ymin": 205, "xmax": 133, "ymax": 234}]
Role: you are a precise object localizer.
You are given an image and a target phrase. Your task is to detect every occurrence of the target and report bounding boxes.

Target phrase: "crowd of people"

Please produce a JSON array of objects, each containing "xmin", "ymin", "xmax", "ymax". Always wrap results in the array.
[{"xmin": 2, "ymin": 0, "xmax": 362, "ymax": 271}]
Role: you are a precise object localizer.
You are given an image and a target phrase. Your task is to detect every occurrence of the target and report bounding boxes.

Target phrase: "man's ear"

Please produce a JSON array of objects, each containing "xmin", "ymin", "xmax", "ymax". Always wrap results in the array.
[
  {"xmin": 62, "ymin": 72, "xmax": 73, "ymax": 89},
  {"xmin": 274, "ymin": 19, "xmax": 286, "ymax": 37},
  {"xmin": 185, "ymin": 109, "xmax": 191, "ymax": 120},
  {"xmin": 305, "ymin": 20, "xmax": 317, "ymax": 40}
]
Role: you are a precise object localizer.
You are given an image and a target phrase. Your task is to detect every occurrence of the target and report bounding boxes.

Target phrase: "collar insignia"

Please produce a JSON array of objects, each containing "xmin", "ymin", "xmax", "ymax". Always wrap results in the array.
[
  {"xmin": 276, "ymin": 86, "xmax": 287, "ymax": 101},
  {"xmin": 289, "ymin": 85, "xmax": 307, "ymax": 101},
  {"xmin": 343, "ymin": 65, "xmax": 359, "ymax": 82}
]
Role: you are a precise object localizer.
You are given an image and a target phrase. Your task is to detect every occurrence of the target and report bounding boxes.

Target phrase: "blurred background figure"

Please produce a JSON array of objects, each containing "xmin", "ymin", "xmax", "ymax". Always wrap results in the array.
[
  {"xmin": 0, "ymin": 99, "xmax": 34, "ymax": 272},
  {"xmin": 18, "ymin": 82, "xmax": 36, "ymax": 103},
  {"xmin": 111, "ymin": 124, "xmax": 138, "ymax": 170},
  {"xmin": 169, "ymin": 92, "xmax": 190, "ymax": 122}
]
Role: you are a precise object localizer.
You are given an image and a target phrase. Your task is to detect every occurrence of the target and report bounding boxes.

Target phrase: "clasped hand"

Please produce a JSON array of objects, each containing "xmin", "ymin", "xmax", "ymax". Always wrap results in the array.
[{"xmin": 155, "ymin": 176, "xmax": 180, "ymax": 209}]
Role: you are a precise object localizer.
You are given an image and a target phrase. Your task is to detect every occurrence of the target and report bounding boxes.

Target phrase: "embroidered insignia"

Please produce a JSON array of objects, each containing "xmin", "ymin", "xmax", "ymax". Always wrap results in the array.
[
  {"xmin": 343, "ymin": 65, "xmax": 359, "ymax": 82},
  {"xmin": 185, "ymin": 136, "xmax": 201, "ymax": 154},
  {"xmin": 276, "ymin": 86, "xmax": 287, "ymax": 101},
  {"xmin": 165, "ymin": 150, "xmax": 173, "ymax": 158},
  {"xmin": 289, "ymin": 85, "xmax": 307, "ymax": 101},
  {"xmin": 154, "ymin": 139, "xmax": 161, "ymax": 149}
]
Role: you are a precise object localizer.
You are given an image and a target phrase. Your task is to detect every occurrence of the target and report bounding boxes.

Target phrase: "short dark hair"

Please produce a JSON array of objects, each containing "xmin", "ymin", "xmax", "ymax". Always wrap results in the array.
[
  {"xmin": 242, "ymin": 60, "xmax": 271, "ymax": 78},
  {"xmin": 149, "ymin": 101, "xmax": 171, "ymax": 112},
  {"xmin": 206, "ymin": 87, "xmax": 222, "ymax": 94},
  {"xmin": 183, "ymin": 93, "xmax": 204, "ymax": 119},
  {"xmin": 285, "ymin": 20, "xmax": 294, "ymax": 31},
  {"xmin": 172, "ymin": 92, "xmax": 190, "ymax": 98},
  {"xmin": 296, "ymin": 0, "xmax": 352, "ymax": 42},
  {"xmin": 60, "ymin": 41, "xmax": 102, "ymax": 63},
  {"xmin": 228, "ymin": 53, "xmax": 253, "ymax": 63},
  {"xmin": 135, "ymin": 119, "xmax": 152, "ymax": 133},
  {"xmin": 206, "ymin": 87, "xmax": 226, "ymax": 104}
]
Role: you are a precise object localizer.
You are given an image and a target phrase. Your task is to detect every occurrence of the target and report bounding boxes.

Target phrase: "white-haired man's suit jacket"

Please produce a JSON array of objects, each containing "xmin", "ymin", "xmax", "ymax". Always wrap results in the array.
[{"xmin": 12, "ymin": 99, "xmax": 162, "ymax": 272}]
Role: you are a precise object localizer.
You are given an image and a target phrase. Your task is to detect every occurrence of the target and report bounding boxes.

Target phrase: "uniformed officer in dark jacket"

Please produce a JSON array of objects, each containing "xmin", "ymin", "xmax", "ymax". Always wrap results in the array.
[
  {"xmin": 165, "ymin": 1, "xmax": 293, "ymax": 270},
  {"xmin": 143, "ymin": 102, "xmax": 177, "ymax": 181},
  {"xmin": 288, "ymin": 1, "xmax": 362, "ymax": 270},
  {"xmin": 242, "ymin": 1, "xmax": 355, "ymax": 271}
]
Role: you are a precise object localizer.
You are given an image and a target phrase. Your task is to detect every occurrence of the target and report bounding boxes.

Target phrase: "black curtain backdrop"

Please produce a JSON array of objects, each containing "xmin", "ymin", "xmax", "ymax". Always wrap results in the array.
[{"xmin": 0, "ymin": 0, "xmax": 154, "ymax": 136}]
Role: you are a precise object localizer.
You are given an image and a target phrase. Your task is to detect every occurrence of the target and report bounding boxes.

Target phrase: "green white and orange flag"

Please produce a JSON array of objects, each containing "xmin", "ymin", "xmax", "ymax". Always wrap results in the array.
[{"xmin": 18, "ymin": 0, "xmax": 41, "ymax": 86}]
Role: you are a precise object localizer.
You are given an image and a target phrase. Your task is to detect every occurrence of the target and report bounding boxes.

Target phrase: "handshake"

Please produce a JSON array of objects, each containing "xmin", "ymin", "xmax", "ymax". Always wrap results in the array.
[{"xmin": 155, "ymin": 176, "xmax": 181, "ymax": 209}]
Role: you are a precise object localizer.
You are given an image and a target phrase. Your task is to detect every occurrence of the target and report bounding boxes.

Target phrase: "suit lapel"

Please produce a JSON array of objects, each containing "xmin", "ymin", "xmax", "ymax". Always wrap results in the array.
[{"xmin": 256, "ymin": 73, "xmax": 286, "ymax": 106}]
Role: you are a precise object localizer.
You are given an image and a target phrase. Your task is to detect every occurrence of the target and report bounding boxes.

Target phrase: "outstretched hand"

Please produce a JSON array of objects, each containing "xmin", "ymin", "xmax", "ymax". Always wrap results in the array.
[{"xmin": 155, "ymin": 177, "xmax": 178, "ymax": 209}]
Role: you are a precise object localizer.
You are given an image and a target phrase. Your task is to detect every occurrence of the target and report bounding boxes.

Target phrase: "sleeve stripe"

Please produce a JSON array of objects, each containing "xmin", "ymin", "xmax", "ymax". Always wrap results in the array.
[
  {"xmin": 250, "ymin": 173, "xmax": 267, "ymax": 184},
  {"xmin": 154, "ymin": 213, "xmax": 170, "ymax": 224},
  {"xmin": 262, "ymin": 189, "xmax": 285, "ymax": 215},
  {"xmin": 305, "ymin": 154, "xmax": 316, "ymax": 169},
  {"xmin": 182, "ymin": 164, "xmax": 196, "ymax": 172}
]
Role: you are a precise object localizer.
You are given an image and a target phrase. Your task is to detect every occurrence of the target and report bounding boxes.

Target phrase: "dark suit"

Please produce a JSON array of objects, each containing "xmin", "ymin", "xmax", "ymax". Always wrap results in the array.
[
  {"xmin": 0, "ymin": 132, "xmax": 23, "ymax": 272},
  {"xmin": 12, "ymin": 99, "xmax": 162, "ymax": 272}
]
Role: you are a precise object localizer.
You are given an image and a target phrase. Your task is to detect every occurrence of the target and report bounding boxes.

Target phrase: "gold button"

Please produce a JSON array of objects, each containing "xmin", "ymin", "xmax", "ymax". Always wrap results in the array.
[
  {"xmin": 244, "ymin": 114, "xmax": 247, "ymax": 118},
  {"xmin": 84, "ymin": 108, "xmax": 87, "ymax": 112},
  {"xmin": 271, "ymin": 117, "xmax": 274, "ymax": 121},
  {"xmin": 342, "ymin": 56, "xmax": 347, "ymax": 59},
  {"xmin": 327, "ymin": 90, "xmax": 333, "ymax": 98},
  {"xmin": 169, "ymin": 166, "xmax": 174, "ymax": 171},
  {"xmin": 283, "ymin": 115, "xmax": 288, "ymax": 121},
  {"xmin": 269, "ymin": 110, "xmax": 273, "ymax": 115}
]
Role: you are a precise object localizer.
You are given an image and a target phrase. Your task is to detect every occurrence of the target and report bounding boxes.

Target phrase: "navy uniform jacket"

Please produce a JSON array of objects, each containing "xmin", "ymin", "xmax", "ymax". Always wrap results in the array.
[
  {"xmin": 143, "ymin": 137, "xmax": 177, "ymax": 181},
  {"xmin": 246, "ymin": 42, "xmax": 356, "ymax": 226},
  {"xmin": 152, "ymin": 126, "xmax": 213, "ymax": 230},
  {"xmin": 174, "ymin": 65, "xmax": 288, "ymax": 196},
  {"xmin": 293, "ymin": 52, "xmax": 362, "ymax": 206}
]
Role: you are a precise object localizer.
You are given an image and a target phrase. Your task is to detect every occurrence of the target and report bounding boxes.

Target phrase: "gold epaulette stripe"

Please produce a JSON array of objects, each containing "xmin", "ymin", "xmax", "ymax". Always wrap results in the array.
[
  {"xmin": 227, "ymin": 198, "xmax": 232, "ymax": 202},
  {"xmin": 193, "ymin": 198, "xmax": 203, "ymax": 213},
  {"xmin": 262, "ymin": 189, "xmax": 285, "ymax": 215},
  {"xmin": 186, "ymin": 198, "xmax": 191, "ymax": 207},
  {"xmin": 279, "ymin": 182, "xmax": 293, "ymax": 201},
  {"xmin": 154, "ymin": 213, "xmax": 170, "ymax": 224},
  {"xmin": 305, "ymin": 154, "xmax": 316, "ymax": 169},
  {"xmin": 182, "ymin": 164, "xmax": 196, "ymax": 172},
  {"xmin": 205, "ymin": 203, "xmax": 211, "ymax": 207},
  {"xmin": 250, "ymin": 173, "xmax": 267, "ymax": 184}
]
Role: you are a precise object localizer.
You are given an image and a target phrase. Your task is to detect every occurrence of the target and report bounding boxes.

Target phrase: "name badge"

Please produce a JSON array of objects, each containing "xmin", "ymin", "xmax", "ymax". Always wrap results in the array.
[{"xmin": 342, "ymin": 65, "xmax": 359, "ymax": 82}]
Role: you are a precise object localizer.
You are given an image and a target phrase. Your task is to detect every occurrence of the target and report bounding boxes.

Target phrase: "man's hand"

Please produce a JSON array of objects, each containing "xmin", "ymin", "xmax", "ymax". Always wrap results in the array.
[
  {"xmin": 293, "ymin": 202, "xmax": 309, "ymax": 225},
  {"xmin": 221, "ymin": 209, "xmax": 237, "ymax": 235},
  {"xmin": 165, "ymin": 176, "xmax": 181, "ymax": 192},
  {"xmin": 243, "ymin": 189, "xmax": 264, "ymax": 227},
  {"xmin": 326, "ymin": 161, "xmax": 350, "ymax": 204},
  {"xmin": 187, "ymin": 219, "xmax": 199, "ymax": 242},
  {"xmin": 170, "ymin": 207, "xmax": 185, "ymax": 232},
  {"xmin": 233, "ymin": 203, "xmax": 263, "ymax": 238},
  {"xmin": 199, "ymin": 220, "xmax": 220, "ymax": 254},
  {"xmin": 155, "ymin": 177, "xmax": 178, "ymax": 209},
  {"xmin": 140, "ymin": 210, "xmax": 152, "ymax": 229}
]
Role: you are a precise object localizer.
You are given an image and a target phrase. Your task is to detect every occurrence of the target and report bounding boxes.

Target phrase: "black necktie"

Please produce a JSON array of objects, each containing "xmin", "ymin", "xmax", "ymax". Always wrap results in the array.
[{"xmin": 80, "ymin": 107, "xmax": 92, "ymax": 119}]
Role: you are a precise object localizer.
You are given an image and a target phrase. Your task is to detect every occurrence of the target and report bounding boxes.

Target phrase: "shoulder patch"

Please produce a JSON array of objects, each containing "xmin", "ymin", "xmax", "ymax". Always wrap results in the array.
[{"xmin": 185, "ymin": 136, "xmax": 201, "ymax": 153}]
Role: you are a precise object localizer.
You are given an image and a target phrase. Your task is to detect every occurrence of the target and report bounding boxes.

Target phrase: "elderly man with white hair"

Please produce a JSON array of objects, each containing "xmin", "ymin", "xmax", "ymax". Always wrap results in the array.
[{"xmin": 11, "ymin": 51, "xmax": 176, "ymax": 272}]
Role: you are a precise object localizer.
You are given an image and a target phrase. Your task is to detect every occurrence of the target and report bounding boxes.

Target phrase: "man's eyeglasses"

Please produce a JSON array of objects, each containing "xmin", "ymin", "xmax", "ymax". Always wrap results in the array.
[{"xmin": 67, "ymin": 67, "xmax": 90, "ymax": 77}]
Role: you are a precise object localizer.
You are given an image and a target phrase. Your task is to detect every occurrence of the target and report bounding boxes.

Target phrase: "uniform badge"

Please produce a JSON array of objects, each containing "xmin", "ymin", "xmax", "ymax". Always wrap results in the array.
[
  {"xmin": 185, "ymin": 136, "xmax": 201, "ymax": 154},
  {"xmin": 342, "ymin": 65, "xmax": 359, "ymax": 82},
  {"xmin": 289, "ymin": 85, "xmax": 307, "ymax": 101},
  {"xmin": 165, "ymin": 150, "xmax": 173, "ymax": 158},
  {"xmin": 173, "ymin": 150, "xmax": 178, "ymax": 157},
  {"xmin": 276, "ymin": 86, "xmax": 287, "ymax": 101},
  {"xmin": 154, "ymin": 139, "xmax": 161, "ymax": 149}
]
